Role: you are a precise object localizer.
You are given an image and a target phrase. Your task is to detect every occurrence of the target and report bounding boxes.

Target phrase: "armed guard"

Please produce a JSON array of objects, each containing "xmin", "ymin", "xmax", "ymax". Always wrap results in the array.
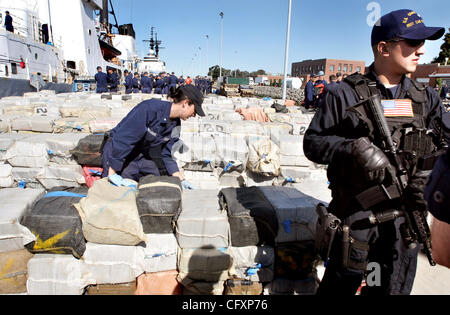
[{"xmin": 304, "ymin": 10, "xmax": 449, "ymax": 295}]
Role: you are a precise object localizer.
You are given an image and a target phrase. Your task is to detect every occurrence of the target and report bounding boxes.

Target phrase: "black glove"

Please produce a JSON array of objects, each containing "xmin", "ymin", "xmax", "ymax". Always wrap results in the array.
[
  {"xmin": 350, "ymin": 137, "xmax": 394, "ymax": 184},
  {"xmin": 405, "ymin": 170, "xmax": 431, "ymax": 212}
]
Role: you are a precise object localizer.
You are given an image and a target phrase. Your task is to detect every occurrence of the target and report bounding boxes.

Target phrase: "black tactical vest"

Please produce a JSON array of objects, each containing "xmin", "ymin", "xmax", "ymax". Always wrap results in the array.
[{"xmin": 344, "ymin": 73, "xmax": 437, "ymax": 173}]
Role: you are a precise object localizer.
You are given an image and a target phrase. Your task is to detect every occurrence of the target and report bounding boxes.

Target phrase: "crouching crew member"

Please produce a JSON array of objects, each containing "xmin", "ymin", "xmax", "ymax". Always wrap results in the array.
[{"xmin": 101, "ymin": 85, "xmax": 206, "ymax": 189}]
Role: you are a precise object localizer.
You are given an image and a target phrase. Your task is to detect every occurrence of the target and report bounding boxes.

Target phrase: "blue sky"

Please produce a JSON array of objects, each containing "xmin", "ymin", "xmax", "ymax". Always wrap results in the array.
[{"xmin": 110, "ymin": 0, "xmax": 449, "ymax": 77}]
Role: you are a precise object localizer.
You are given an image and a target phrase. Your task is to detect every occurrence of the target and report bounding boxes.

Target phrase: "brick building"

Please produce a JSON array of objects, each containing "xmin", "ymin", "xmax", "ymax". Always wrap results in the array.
[
  {"xmin": 291, "ymin": 58, "xmax": 366, "ymax": 86},
  {"xmin": 410, "ymin": 63, "xmax": 450, "ymax": 87}
]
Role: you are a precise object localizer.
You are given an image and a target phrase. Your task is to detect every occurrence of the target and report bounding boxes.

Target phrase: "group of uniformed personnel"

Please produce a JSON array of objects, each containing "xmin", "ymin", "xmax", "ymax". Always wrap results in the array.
[
  {"xmin": 91, "ymin": 8, "xmax": 449, "ymax": 296},
  {"xmin": 194, "ymin": 76, "xmax": 212, "ymax": 96},
  {"xmin": 95, "ymin": 68, "xmax": 202, "ymax": 95}
]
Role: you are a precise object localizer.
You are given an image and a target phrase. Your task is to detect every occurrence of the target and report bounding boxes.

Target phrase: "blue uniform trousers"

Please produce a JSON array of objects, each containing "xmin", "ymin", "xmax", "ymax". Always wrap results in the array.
[{"xmin": 101, "ymin": 140, "xmax": 161, "ymax": 182}]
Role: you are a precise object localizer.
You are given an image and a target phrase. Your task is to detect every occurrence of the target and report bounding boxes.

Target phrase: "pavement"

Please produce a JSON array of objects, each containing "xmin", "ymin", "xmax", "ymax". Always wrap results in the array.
[{"xmin": 411, "ymin": 253, "xmax": 450, "ymax": 295}]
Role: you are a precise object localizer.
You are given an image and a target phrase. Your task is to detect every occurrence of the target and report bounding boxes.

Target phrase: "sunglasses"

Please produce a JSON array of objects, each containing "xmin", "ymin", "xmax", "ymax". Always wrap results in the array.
[{"xmin": 387, "ymin": 38, "xmax": 425, "ymax": 47}]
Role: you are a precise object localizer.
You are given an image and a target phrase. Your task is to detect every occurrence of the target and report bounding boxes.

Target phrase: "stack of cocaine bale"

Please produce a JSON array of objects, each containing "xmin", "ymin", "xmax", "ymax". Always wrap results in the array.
[
  {"xmin": 258, "ymin": 186, "xmax": 320, "ymax": 295},
  {"xmin": 135, "ymin": 175, "xmax": 182, "ymax": 295},
  {"xmin": 0, "ymin": 91, "xmax": 332, "ymax": 295},
  {"xmin": 175, "ymin": 189, "xmax": 232, "ymax": 295},
  {"xmin": 0, "ymin": 188, "xmax": 44, "ymax": 294},
  {"xmin": 219, "ymin": 186, "xmax": 278, "ymax": 295}
]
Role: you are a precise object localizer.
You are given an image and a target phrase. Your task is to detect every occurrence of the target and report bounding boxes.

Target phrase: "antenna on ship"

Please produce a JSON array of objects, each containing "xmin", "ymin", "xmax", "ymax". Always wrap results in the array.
[
  {"xmin": 155, "ymin": 32, "xmax": 165, "ymax": 58},
  {"xmin": 143, "ymin": 27, "xmax": 156, "ymax": 55}
]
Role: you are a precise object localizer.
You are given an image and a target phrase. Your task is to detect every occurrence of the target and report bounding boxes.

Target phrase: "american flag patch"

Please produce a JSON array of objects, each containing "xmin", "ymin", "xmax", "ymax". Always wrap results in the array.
[{"xmin": 381, "ymin": 99, "xmax": 414, "ymax": 117}]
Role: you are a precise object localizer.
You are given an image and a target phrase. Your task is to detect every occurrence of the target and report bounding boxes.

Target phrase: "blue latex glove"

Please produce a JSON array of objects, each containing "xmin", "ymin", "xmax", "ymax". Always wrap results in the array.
[
  {"xmin": 181, "ymin": 180, "xmax": 195, "ymax": 190},
  {"xmin": 108, "ymin": 173, "xmax": 136, "ymax": 188}
]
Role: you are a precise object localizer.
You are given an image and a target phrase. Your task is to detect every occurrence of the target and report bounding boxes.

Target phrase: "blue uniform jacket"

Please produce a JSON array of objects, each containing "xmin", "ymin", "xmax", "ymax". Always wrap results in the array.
[
  {"xmin": 141, "ymin": 76, "xmax": 153, "ymax": 89},
  {"xmin": 107, "ymin": 72, "xmax": 118, "ymax": 88},
  {"xmin": 95, "ymin": 72, "xmax": 108, "ymax": 92},
  {"xmin": 5, "ymin": 15, "xmax": 13, "ymax": 31},
  {"xmin": 107, "ymin": 99, "xmax": 181, "ymax": 176},
  {"xmin": 125, "ymin": 74, "xmax": 133, "ymax": 88},
  {"xmin": 169, "ymin": 75, "xmax": 178, "ymax": 86},
  {"xmin": 305, "ymin": 81, "xmax": 316, "ymax": 105},
  {"xmin": 304, "ymin": 64, "xmax": 450, "ymax": 166}
]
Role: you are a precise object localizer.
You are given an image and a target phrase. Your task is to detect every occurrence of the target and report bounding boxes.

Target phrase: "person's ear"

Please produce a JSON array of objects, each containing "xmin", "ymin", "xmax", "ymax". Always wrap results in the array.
[{"xmin": 378, "ymin": 41, "xmax": 390, "ymax": 57}]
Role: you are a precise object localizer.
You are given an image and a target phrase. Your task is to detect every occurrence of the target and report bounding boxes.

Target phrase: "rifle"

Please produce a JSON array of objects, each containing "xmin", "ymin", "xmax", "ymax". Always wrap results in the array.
[{"xmin": 352, "ymin": 94, "xmax": 436, "ymax": 266}]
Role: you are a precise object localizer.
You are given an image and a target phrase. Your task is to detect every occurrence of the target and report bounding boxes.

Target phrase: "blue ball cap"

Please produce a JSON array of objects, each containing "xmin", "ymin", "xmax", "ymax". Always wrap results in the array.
[{"xmin": 371, "ymin": 9, "xmax": 445, "ymax": 46}]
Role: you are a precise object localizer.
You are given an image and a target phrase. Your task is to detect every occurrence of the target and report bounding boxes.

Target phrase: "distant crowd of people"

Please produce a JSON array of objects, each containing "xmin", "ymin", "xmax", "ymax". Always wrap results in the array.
[
  {"xmin": 304, "ymin": 71, "xmax": 350, "ymax": 111},
  {"xmin": 95, "ymin": 67, "xmax": 212, "ymax": 96}
]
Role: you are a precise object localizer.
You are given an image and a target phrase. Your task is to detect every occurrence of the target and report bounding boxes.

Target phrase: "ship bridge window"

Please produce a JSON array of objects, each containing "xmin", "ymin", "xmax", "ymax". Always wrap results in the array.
[
  {"xmin": 11, "ymin": 63, "xmax": 17, "ymax": 74},
  {"xmin": 88, "ymin": 29, "xmax": 92, "ymax": 36},
  {"xmin": 35, "ymin": 53, "xmax": 38, "ymax": 60},
  {"xmin": 67, "ymin": 61, "xmax": 76, "ymax": 69}
]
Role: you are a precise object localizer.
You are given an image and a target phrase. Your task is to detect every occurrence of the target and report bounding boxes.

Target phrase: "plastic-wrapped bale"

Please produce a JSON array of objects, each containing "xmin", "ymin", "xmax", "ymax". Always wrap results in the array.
[
  {"xmin": 0, "ymin": 188, "xmax": 45, "ymax": 253},
  {"xmin": 0, "ymin": 249, "xmax": 34, "ymax": 294},
  {"xmin": 271, "ymin": 134, "xmax": 312, "ymax": 167},
  {"xmin": 175, "ymin": 190, "xmax": 229, "ymax": 249},
  {"xmin": 142, "ymin": 233, "xmax": 178, "ymax": 273},
  {"xmin": 290, "ymin": 115, "xmax": 314, "ymax": 136},
  {"xmin": 81, "ymin": 242, "xmax": 146, "ymax": 285},
  {"xmin": 136, "ymin": 175, "xmax": 182, "ymax": 234},
  {"xmin": 229, "ymin": 246, "xmax": 274, "ymax": 282},
  {"xmin": 177, "ymin": 247, "xmax": 233, "ymax": 282},
  {"xmin": 20, "ymin": 187, "xmax": 88, "ymax": 259},
  {"xmin": 247, "ymin": 138, "xmax": 280, "ymax": 177},
  {"xmin": 244, "ymin": 169, "xmax": 277, "ymax": 187},
  {"xmin": 36, "ymin": 163, "xmax": 86, "ymax": 189},
  {"xmin": 230, "ymin": 120, "xmax": 267, "ymax": 137},
  {"xmin": 59, "ymin": 106, "xmax": 111, "ymax": 119},
  {"xmin": 135, "ymin": 270, "xmax": 181, "ymax": 295},
  {"xmin": 173, "ymin": 132, "xmax": 216, "ymax": 172},
  {"xmin": 26, "ymin": 254, "xmax": 90, "ymax": 295},
  {"xmin": 4, "ymin": 135, "xmax": 49, "ymax": 168},
  {"xmin": 224, "ymin": 279, "xmax": 263, "ymax": 295},
  {"xmin": 11, "ymin": 116, "xmax": 55, "ymax": 133},
  {"xmin": 11, "ymin": 167, "xmax": 42, "ymax": 189},
  {"xmin": 179, "ymin": 277, "xmax": 225, "ymax": 295},
  {"xmin": 198, "ymin": 120, "xmax": 231, "ymax": 135},
  {"xmin": 274, "ymin": 241, "xmax": 317, "ymax": 280},
  {"xmin": 85, "ymin": 282, "xmax": 136, "ymax": 295},
  {"xmin": 0, "ymin": 133, "xmax": 28, "ymax": 163},
  {"xmin": 53, "ymin": 117, "xmax": 91, "ymax": 133},
  {"xmin": 0, "ymin": 163, "xmax": 13, "ymax": 187},
  {"xmin": 258, "ymin": 186, "xmax": 318, "ymax": 243},
  {"xmin": 263, "ymin": 277, "xmax": 319, "ymax": 295},
  {"xmin": 89, "ymin": 119, "xmax": 121, "ymax": 133},
  {"xmin": 74, "ymin": 178, "xmax": 147, "ymax": 246},
  {"xmin": 44, "ymin": 133, "xmax": 90, "ymax": 165},
  {"xmin": 214, "ymin": 134, "xmax": 249, "ymax": 173},
  {"xmin": 181, "ymin": 171, "xmax": 219, "ymax": 190},
  {"xmin": 219, "ymin": 187, "xmax": 278, "ymax": 247},
  {"xmin": 70, "ymin": 133, "xmax": 107, "ymax": 167}
]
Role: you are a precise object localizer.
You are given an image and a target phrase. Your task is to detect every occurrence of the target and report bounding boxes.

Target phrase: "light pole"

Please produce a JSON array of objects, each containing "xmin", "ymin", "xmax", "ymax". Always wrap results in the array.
[
  {"xmin": 219, "ymin": 12, "xmax": 224, "ymax": 86},
  {"xmin": 282, "ymin": 0, "xmax": 292, "ymax": 101},
  {"xmin": 206, "ymin": 35, "xmax": 209, "ymax": 77},
  {"xmin": 198, "ymin": 47, "xmax": 202, "ymax": 76}
]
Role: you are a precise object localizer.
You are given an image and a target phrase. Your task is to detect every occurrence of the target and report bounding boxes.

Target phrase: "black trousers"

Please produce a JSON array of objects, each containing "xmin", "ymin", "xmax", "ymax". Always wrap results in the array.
[{"xmin": 317, "ymin": 210, "xmax": 420, "ymax": 295}]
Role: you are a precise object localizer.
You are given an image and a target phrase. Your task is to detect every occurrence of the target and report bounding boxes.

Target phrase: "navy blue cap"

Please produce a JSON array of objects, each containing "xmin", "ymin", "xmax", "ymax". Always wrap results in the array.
[
  {"xmin": 180, "ymin": 85, "xmax": 205, "ymax": 117},
  {"xmin": 371, "ymin": 9, "xmax": 445, "ymax": 46}
]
